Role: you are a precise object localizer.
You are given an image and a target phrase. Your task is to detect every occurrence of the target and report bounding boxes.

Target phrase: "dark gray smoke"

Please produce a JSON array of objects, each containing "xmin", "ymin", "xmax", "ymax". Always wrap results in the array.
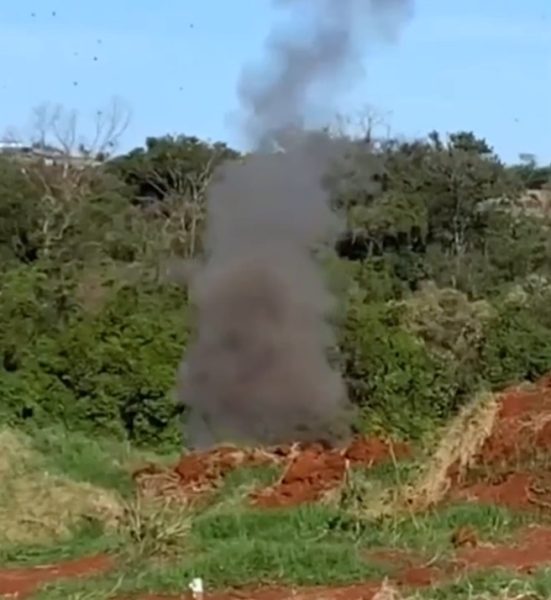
[
  {"xmin": 179, "ymin": 0, "xmax": 413, "ymax": 448},
  {"xmin": 240, "ymin": 0, "xmax": 413, "ymax": 146}
]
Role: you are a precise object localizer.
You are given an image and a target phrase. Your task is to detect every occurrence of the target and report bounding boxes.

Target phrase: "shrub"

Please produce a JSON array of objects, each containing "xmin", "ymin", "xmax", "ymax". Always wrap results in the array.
[
  {"xmin": 481, "ymin": 289, "xmax": 551, "ymax": 388},
  {"xmin": 340, "ymin": 291, "xmax": 463, "ymax": 439},
  {"xmin": 0, "ymin": 273, "xmax": 189, "ymax": 449}
]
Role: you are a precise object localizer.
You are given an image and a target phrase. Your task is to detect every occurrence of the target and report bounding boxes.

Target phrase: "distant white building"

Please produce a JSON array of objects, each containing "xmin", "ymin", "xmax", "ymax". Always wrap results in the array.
[
  {"xmin": 0, "ymin": 140, "xmax": 101, "ymax": 168},
  {"xmin": 0, "ymin": 140, "xmax": 32, "ymax": 153}
]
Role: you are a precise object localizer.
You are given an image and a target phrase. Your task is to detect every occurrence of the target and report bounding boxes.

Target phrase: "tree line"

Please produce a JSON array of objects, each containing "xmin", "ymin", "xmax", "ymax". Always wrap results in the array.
[{"xmin": 1, "ymin": 108, "xmax": 551, "ymax": 447}]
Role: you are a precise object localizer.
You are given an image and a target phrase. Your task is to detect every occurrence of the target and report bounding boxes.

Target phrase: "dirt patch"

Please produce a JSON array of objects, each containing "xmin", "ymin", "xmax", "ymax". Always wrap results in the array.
[
  {"xmin": 445, "ymin": 377, "xmax": 551, "ymax": 511},
  {"xmin": 135, "ymin": 437, "xmax": 409, "ymax": 508},
  {"xmin": 368, "ymin": 526, "xmax": 551, "ymax": 594},
  {"xmin": 475, "ymin": 381, "xmax": 551, "ymax": 467},
  {"xmin": 453, "ymin": 472, "xmax": 534, "ymax": 510},
  {"xmin": 457, "ymin": 526, "xmax": 551, "ymax": 573},
  {"xmin": 367, "ymin": 549, "xmax": 448, "ymax": 588},
  {"xmin": 251, "ymin": 444, "xmax": 346, "ymax": 507},
  {"xmin": 132, "ymin": 373, "xmax": 551, "ymax": 513},
  {"xmin": 344, "ymin": 438, "xmax": 410, "ymax": 465},
  {"xmin": 133, "ymin": 446, "xmax": 284, "ymax": 502},
  {"xmin": 455, "ymin": 467, "xmax": 551, "ymax": 512},
  {"xmin": 405, "ymin": 377, "xmax": 551, "ymax": 514},
  {"xmin": 0, "ymin": 555, "xmax": 113, "ymax": 599}
]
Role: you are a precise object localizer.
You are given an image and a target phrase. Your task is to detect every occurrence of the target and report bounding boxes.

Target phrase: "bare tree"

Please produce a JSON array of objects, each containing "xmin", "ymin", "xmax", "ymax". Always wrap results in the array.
[
  {"xmin": 143, "ymin": 149, "xmax": 220, "ymax": 259},
  {"xmin": 331, "ymin": 104, "xmax": 392, "ymax": 149},
  {"xmin": 30, "ymin": 97, "xmax": 131, "ymax": 162},
  {"xmin": 10, "ymin": 99, "xmax": 132, "ymax": 258}
]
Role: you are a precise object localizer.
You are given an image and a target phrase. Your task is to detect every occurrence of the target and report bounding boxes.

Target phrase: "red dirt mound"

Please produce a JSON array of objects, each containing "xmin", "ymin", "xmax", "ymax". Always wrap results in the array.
[
  {"xmin": 134, "ymin": 437, "xmax": 410, "ymax": 507},
  {"xmin": 344, "ymin": 437, "xmax": 410, "ymax": 465},
  {"xmin": 252, "ymin": 438, "xmax": 410, "ymax": 508},
  {"xmin": 477, "ymin": 378, "xmax": 551, "ymax": 467},
  {"xmin": 454, "ymin": 472, "xmax": 534, "ymax": 510},
  {"xmin": 450, "ymin": 376, "xmax": 551, "ymax": 510},
  {"xmin": 251, "ymin": 444, "xmax": 346, "ymax": 507},
  {"xmin": 0, "ymin": 555, "xmax": 112, "ymax": 599},
  {"xmin": 133, "ymin": 446, "xmax": 285, "ymax": 501}
]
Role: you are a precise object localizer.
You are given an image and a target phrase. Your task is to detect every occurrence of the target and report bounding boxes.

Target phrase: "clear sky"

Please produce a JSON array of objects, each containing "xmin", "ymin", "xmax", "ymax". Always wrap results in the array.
[{"xmin": 0, "ymin": 0, "xmax": 549, "ymax": 163}]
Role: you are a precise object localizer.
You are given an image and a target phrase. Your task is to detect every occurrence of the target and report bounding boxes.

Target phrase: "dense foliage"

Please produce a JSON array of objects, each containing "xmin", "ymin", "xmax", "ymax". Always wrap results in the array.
[{"xmin": 1, "ymin": 129, "xmax": 551, "ymax": 448}]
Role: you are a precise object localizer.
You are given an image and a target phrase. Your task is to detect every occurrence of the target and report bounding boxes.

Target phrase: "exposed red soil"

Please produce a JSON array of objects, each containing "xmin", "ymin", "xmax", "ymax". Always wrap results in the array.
[
  {"xmin": 0, "ymin": 554, "xmax": 113, "ymax": 599},
  {"xmin": 448, "ymin": 376, "xmax": 551, "ymax": 510},
  {"xmin": 476, "ymin": 380, "xmax": 551, "ymax": 467},
  {"xmin": 9, "ymin": 377, "xmax": 551, "ymax": 599},
  {"xmin": 133, "ymin": 446, "xmax": 285, "ymax": 501},
  {"xmin": 251, "ymin": 444, "xmax": 347, "ymax": 507},
  {"xmin": 134, "ymin": 375, "xmax": 551, "ymax": 511},
  {"xmin": 456, "ymin": 526, "xmax": 551, "ymax": 573},
  {"xmin": 453, "ymin": 472, "xmax": 535, "ymax": 510},
  {"xmin": 135, "ymin": 377, "xmax": 551, "ymax": 512},
  {"xmin": 344, "ymin": 437, "xmax": 410, "ymax": 465},
  {"xmin": 134, "ymin": 437, "xmax": 410, "ymax": 507}
]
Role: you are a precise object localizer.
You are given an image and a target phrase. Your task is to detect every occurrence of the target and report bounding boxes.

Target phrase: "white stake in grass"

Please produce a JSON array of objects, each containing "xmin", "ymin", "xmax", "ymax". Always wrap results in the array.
[{"xmin": 189, "ymin": 577, "xmax": 204, "ymax": 600}]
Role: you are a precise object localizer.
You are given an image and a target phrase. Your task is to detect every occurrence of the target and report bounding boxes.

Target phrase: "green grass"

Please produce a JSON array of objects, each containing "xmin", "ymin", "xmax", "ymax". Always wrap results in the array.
[
  {"xmin": 355, "ymin": 503, "xmax": 531, "ymax": 554},
  {"xmin": 30, "ymin": 564, "xmax": 551, "ymax": 600},
  {"xmin": 2, "ymin": 426, "xmax": 550, "ymax": 599},
  {"xmin": 30, "ymin": 426, "xmax": 179, "ymax": 497},
  {"xmin": 74, "ymin": 500, "xmax": 526, "ymax": 590},
  {"xmin": 187, "ymin": 504, "xmax": 387, "ymax": 585},
  {"xmin": 104, "ymin": 502, "xmax": 528, "ymax": 589},
  {"xmin": 409, "ymin": 568, "xmax": 551, "ymax": 599},
  {"xmin": 0, "ymin": 520, "xmax": 123, "ymax": 567}
]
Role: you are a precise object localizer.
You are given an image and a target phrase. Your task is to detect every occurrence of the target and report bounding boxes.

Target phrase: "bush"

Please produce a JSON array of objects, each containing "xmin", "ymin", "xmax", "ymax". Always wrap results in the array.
[
  {"xmin": 0, "ymin": 272, "xmax": 189, "ymax": 450},
  {"xmin": 3, "ymin": 127, "xmax": 551, "ymax": 447},
  {"xmin": 481, "ymin": 289, "xmax": 551, "ymax": 388},
  {"xmin": 340, "ymin": 291, "xmax": 463, "ymax": 439},
  {"xmin": 340, "ymin": 281, "xmax": 551, "ymax": 440}
]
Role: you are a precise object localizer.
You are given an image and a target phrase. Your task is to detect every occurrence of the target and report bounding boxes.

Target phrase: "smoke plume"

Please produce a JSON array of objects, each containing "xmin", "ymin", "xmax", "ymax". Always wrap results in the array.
[{"xmin": 180, "ymin": 0, "xmax": 413, "ymax": 448}]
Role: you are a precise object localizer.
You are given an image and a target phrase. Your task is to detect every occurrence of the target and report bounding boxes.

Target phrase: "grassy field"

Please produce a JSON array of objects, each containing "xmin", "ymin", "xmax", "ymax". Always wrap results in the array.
[{"xmin": 2, "ymin": 412, "xmax": 551, "ymax": 600}]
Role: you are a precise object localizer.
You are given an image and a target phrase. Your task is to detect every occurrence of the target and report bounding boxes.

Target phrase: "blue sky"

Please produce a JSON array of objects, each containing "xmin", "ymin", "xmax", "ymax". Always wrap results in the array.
[{"xmin": 0, "ymin": 0, "xmax": 549, "ymax": 163}]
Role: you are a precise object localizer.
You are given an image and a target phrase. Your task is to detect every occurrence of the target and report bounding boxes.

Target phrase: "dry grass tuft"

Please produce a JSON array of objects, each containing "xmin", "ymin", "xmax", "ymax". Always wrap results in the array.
[
  {"xmin": 122, "ymin": 495, "xmax": 193, "ymax": 558},
  {"xmin": 0, "ymin": 428, "xmax": 124, "ymax": 546},
  {"xmin": 403, "ymin": 390, "xmax": 499, "ymax": 512},
  {"xmin": 345, "ymin": 390, "xmax": 500, "ymax": 520},
  {"xmin": 372, "ymin": 579, "xmax": 403, "ymax": 600}
]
